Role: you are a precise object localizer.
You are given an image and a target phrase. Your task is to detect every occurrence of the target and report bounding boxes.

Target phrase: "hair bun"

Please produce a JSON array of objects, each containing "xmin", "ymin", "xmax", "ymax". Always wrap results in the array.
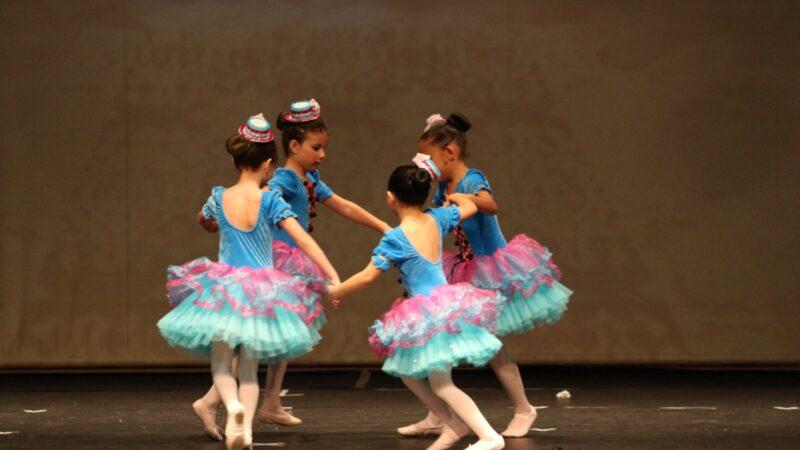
[
  {"xmin": 225, "ymin": 135, "xmax": 251, "ymax": 157},
  {"xmin": 275, "ymin": 112, "xmax": 288, "ymax": 131},
  {"xmin": 414, "ymin": 167, "xmax": 432, "ymax": 186},
  {"xmin": 446, "ymin": 112, "xmax": 471, "ymax": 133}
]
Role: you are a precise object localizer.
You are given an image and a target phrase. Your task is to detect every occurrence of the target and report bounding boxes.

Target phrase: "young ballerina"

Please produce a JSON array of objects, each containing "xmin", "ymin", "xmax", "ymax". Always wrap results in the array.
[
  {"xmin": 398, "ymin": 113, "xmax": 573, "ymax": 439},
  {"xmin": 194, "ymin": 100, "xmax": 390, "ymax": 437},
  {"xmin": 158, "ymin": 113, "xmax": 339, "ymax": 450},
  {"xmin": 327, "ymin": 165, "xmax": 506, "ymax": 450}
]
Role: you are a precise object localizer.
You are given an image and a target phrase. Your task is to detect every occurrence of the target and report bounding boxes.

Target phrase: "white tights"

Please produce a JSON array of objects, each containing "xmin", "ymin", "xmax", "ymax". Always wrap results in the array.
[
  {"xmin": 402, "ymin": 369, "xmax": 497, "ymax": 440},
  {"xmin": 210, "ymin": 342, "xmax": 259, "ymax": 437}
]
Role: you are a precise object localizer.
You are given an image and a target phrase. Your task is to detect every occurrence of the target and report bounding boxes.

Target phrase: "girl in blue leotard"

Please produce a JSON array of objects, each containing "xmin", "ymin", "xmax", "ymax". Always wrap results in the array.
[
  {"xmin": 193, "ymin": 101, "xmax": 390, "ymax": 438},
  {"xmin": 398, "ymin": 113, "xmax": 572, "ymax": 439},
  {"xmin": 328, "ymin": 165, "xmax": 506, "ymax": 450},
  {"xmin": 158, "ymin": 114, "xmax": 339, "ymax": 450}
]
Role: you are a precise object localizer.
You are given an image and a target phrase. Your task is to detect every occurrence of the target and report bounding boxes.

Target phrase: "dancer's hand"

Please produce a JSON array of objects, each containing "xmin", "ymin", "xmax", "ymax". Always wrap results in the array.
[
  {"xmin": 326, "ymin": 284, "xmax": 342, "ymax": 308},
  {"xmin": 445, "ymin": 193, "xmax": 478, "ymax": 222},
  {"xmin": 197, "ymin": 212, "xmax": 219, "ymax": 233}
]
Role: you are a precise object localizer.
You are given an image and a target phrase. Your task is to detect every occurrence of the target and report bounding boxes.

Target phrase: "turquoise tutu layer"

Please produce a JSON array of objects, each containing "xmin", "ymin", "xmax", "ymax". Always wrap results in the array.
[
  {"xmin": 309, "ymin": 313, "xmax": 326, "ymax": 332},
  {"xmin": 496, "ymin": 281, "xmax": 572, "ymax": 336},
  {"xmin": 368, "ymin": 283, "xmax": 503, "ymax": 378},
  {"xmin": 158, "ymin": 301, "xmax": 320, "ymax": 362},
  {"xmin": 443, "ymin": 234, "xmax": 572, "ymax": 336},
  {"xmin": 158, "ymin": 257, "xmax": 323, "ymax": 362},
  {"xmin": 381, "ymin": 321, "xmax": 502, "ymax": 379}
]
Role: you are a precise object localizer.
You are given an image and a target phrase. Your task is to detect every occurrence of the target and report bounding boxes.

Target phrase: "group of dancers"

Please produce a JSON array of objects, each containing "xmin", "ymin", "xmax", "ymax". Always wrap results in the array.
[{"xmin": 156, "ymin": 99, "xmax": 572, "ymax": 450}]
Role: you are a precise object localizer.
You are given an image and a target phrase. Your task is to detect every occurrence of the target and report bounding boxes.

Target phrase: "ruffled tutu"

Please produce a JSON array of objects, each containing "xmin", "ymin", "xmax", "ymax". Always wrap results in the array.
[
  {"xmin": 368, "ymin": 283, "xmax": 503, "ymax": 378},
  {"xmin": 443, "ymin": 234, "xmax": 572, "ymax": 336},
  {"xmin": 273, "ymin": 240, "xmax": 327, "ymax": 331},
  {"xmin": 157, "ymin": 257, "xmax": 323, "ymax": 362}
]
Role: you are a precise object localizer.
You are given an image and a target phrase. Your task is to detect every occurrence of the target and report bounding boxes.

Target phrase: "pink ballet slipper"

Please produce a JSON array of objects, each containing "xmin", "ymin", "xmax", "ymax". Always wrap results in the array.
[
  {"xmin": 224, "ymin": 402, "xmax": 245, "ymax": 450},
  {"xmin": 192, "ymin": 399, "xmax": 223, "ymax": 441},
  {"xmin": 464, "ymin": 434, "xmax": 505, "ymax": 450},
  {"xmin": 256, "ymin": 408, "xmax": 303, "ymax": 426},
  {"xmin": 243, "ymin": 431, "xmax": 253, "ymax": 449},
  {"xmin": 500, "ymin": 404, "xmax": 537, "ymax": 438},
  {"xmin": 397, "ymin": 422, "xmax": 444, "ymax": 436},
  {"xmin": 426, "ymin": 425, "xmax": 467, "ymax": 450}
]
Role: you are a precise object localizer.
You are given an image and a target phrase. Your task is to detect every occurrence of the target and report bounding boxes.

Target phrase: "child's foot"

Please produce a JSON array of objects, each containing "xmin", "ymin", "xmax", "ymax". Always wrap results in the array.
[
  {"xmin": 224, "ymin": 402, "xmax": 245, "ymax": 450},
  {"xmin": 464, "ymin": 434, "xmax": 505, "ymax": 450},
  {"xmin": 256, "ymin": 407, "xmax": 303, "ymax": 426},
  {"xmin": 426, "ymin": 425, "xmax": 468, "ymax": 450},
  {"xmin": 398, "ymin": 414, "xmax": 444, "ymax": 436},
  {"xmin": 243, "ymin": 431, "xmax": 253, "ymax": 449},
  {"xmin": 192, "ymin": 399, "xmax": 223, "ymax": 441},
  {"xmin": 500, "ymin": 404, "xmax": 537, "ymax": 438}
]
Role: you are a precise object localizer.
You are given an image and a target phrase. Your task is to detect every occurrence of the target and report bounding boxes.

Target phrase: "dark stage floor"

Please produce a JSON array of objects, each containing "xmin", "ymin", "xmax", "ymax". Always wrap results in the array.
[{"xmin": 1, "ymin": 367, "xmax": 798, "ymax": 449}]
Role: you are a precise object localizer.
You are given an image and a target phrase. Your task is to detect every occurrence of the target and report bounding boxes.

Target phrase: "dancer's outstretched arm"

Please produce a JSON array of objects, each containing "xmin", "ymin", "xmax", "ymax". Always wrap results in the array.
[
  {"xmin": 322, "ymin": 194, "xmax": 392, "ymax": 233},
  {"xmin": 280, "ymin": 217, "xmax": 340, "ymax": 284},
  {"xmin": 326, "ymin": 262, "xmax": 382, "ymax": 301},
  {"xmin": 464, "ymin": 190, "xmax": 498, "ymax": 215}
]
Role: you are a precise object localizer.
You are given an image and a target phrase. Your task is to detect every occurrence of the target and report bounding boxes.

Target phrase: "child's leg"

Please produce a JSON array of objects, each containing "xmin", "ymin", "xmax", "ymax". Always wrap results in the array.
[
  {"xmin": 256, "ymin": 361, "xmax": 302, "ymax": 425},
  {"xmin": 397, "ymin": 409, "xmax": 444, "ymax": 436},
  {"xmin": 490, "ymin": 347, "xmax": 536, "ymax": 437},
  {"xmin": 195, "ymin": 356, "xmax": 239, "ymax": 440},
  {"xmin": 198, "ymin": 385, "xmax": 221, "ymax": 408},
  {"xmin": 236, "ymin": 352, "xmax": 260, "ymax": 444},
  {"xmin": 210, "ymin": 342, "xmax": 245, "ymax": 449},
  {"xmin": 402, "ymin": 377, "xmax": 470, "ymax": 450},
  {"xmin": 200, "ymin": 355, "xmax": 238, "ymax": 408},
  {"xmin": 193, "ymin": 386, "xmax": 223, "ymax": 441},
  {"xmin": 260, "ymin": 360, "xmax": 287, "ymax": 413},
  {"xmin": 211, "ymin": 342, "xmax": 241, "ymax": 408},
  {"xmin": 401, "ymin": 377, "xmax": 468, "ymax": 434},
  {"xmin": 490, "ymin": 347, "xmax": 531, "ymax": 413},
  {"xmin": 428, "ymin": 370, "xmax": 502, "ymax": 445}
]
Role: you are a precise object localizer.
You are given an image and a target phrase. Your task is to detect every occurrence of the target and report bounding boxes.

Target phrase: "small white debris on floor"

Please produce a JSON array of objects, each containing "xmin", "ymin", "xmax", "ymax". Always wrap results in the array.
[
  {"xmin": 556, "ymin": 390, "xmax": 571, "ymax": 399},
  {"xmin": 252, "ymin": 443, "xmax": 286, "ymax": 447},
  {"xmin": 774, "ymin": 406, "xmax": 799, "ymax": 411},
  {"xmin": 0, "ymin": 431, "xmax": 20, "ymax": 436},
  {"xmin": 531, "ymin": 427, "xmax": 557, "ymax": 432},
  {"xmin": 23, "ymin": 409, "xmax": 47, "ymax": 414}
]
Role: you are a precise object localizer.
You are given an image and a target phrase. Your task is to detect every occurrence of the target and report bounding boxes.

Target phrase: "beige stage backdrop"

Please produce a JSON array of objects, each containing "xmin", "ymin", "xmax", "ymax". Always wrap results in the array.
[{"xmin": 1, "ymin": 1, "xmax": 799, "ymax": 368}]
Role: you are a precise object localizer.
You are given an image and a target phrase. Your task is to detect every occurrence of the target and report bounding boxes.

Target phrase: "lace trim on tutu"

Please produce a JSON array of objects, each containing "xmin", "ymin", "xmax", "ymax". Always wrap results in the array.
[
  {"xmin": 443, "ymin": 234, "xmax": 561, "ymax": 298},
  {"xmin": 495, "ymin": 280, "xmax": 572, "ymax": 336},
  {"xmin": 272, "ymin": 240, "xmax": 327, "ymax": 327},
  {"xmin": 368, "ymin": 283, "xmax": 502, "ymax": 357},
  {"xmin": 380, "ymin": 322, "xmax": 502, "ymax": 378},
  {"xmin": 166, "ymin": 257, "xmax": 320, "ymax": 319},
  {"xmin": 157, "ymin": 305, "xmax": 321, "ymax": 361}
]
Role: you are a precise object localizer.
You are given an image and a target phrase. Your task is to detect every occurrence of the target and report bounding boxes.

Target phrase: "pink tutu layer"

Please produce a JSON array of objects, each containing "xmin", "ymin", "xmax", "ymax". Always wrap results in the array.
[
  {"xmin": 368, "ymin": 283, "xmax": 503, "ymax": 357},
  {"xmin": 166, "ymin": 257, "xmax": 321, "ymax": 319},
  {"xmin": 443, "ymin": 234, "xmax": 561, "ymax": 299},
  {"xmin": 273, "ymin": 240, "xmax": 327, "ymax": 327}
]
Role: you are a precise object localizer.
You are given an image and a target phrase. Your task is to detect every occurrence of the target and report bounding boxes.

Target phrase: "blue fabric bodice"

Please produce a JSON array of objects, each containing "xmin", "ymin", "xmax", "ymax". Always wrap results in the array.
[
  {"xmin": 268, "ymin": 168, "xmax": 334, "ymax": 247},
  {"xmin": 201, "ymin": 187, "xmax": 296, "ymax": 268},
  {"xmin": 434, "ymin": 169, "xmax": 507, "ymax": 255},
  {"xmin": 371, "ymin": 206, "xmax": 461, "ymax": 296}
]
